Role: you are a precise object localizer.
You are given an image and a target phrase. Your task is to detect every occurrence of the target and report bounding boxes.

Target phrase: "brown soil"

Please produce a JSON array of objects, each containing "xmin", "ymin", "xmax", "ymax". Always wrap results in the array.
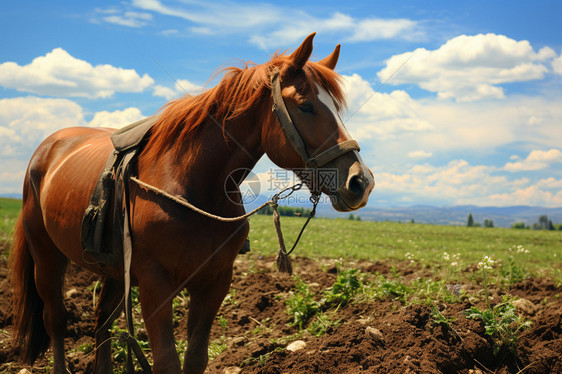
[{"xmin": 0, "ymin": 256, "xmax": 560, "ymax": 374}]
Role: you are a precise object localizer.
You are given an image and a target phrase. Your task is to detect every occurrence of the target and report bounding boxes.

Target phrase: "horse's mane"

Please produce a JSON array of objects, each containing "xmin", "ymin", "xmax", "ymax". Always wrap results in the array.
[{"xmin": 146, "ymin": 53, "xmax": 346, "ymax": 157}]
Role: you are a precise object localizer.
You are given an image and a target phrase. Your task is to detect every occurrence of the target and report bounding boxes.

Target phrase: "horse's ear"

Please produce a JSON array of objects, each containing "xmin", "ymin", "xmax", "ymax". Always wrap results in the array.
[
  {"xmin": 318, "ymin": 44, "xmax": 340, "ymax": 70},
  {"xmin": 289, "ymin": 33, "xmax": 316, "ymax": 70}
]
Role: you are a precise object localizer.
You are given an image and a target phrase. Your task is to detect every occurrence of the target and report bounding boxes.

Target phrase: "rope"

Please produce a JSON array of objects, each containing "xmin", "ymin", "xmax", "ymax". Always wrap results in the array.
[
  {"xmin": 129, "ymin": 176, "xmax": 316, "ymax": 274},
  {"xmin": 131, "ymin": 176, "xmax": 274, "ymax": 222}
]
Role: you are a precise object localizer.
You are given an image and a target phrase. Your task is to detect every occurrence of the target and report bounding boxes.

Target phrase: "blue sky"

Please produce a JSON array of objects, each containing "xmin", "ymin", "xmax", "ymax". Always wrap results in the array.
[{"xmin": 1, "ymin": 0, "xmax": 561, "ymax": 207}]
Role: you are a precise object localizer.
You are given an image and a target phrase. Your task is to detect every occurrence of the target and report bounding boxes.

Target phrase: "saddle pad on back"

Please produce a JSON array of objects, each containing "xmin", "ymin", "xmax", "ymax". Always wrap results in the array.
[{"xmin": 81, "ymin": 116, "xmax": 157, "ymax": 265}]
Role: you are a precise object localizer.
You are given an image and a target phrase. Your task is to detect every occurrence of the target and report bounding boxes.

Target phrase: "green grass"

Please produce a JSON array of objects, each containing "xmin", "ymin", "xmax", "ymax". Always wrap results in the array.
[
  {"xmin": 0, "ymin": 198, "xmax": 22, "ymax": 256},
  {"xmin": 248, "ymin": 214, "xmax": 562, "ymax": 274},
  {"xmin": 1, "ymin": 198, "xmax": 560, "ymax": 275}
]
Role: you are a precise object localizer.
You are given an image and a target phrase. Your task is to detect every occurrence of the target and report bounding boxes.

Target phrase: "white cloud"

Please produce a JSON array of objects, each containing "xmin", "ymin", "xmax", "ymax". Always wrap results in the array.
[
  {"xmin": 153, "ymin": 79, "xmax": 203, "ymax": 100},
  {"xmin": 487, "ymin": 186, "xmax": 562, "ymax": 206},
  {"xmin": 334, "ymin": 69, "xmax": 562, "ymax": 207},
  {"xmin": 0, "ymin": 96, "xmax": 86, "ymax": 157},
  {"xmin": 125, "ymin": 0, "xmax": 420, "ymax": 49},
  {"xmin": 0, "ymin": 48, "xmax": 154, "ymax": 98},
  {"xmin": 88, "ymin": 107, "xmax": 145, "ymax": 129},
  {"xmin": 537, "ymin": 177, "xmax": 562, "ymax": 189},
  {"xmin": 407, "ymin": 150, "xmax": 432, "ymax": 159},
  {"xmin": 0, "ymin": 159, "xmax": 29, "ymax": 194},
  {"xmin": 504, "ymin": 149, "xmax": 562, "ymax": 172},
  {"xmin": 348, "ymin": 18, "xmax": 419, "ymax": 42},
  {"xmin": 552, "ymin": 53, "xmax": 562, "ymax": 75},
  {"xmin": 370, "ymin": 159, "xmax": 562, "ymax": 206},
  {"xmin": 250, "ymin": 12, "xmax": 420, "ymax": 49},
  {"xmin": 0, "ymin": 96, "xmax": 146, "ymax": 193},
  {"xmin": 103, "ymin": 11, "xmax": 153, "ymax": 28},
  {"xmin": 340, "ymin": 72, "xmax": 562, "ymax": 158},
  {"xmin": 160, "ymin": 29, "xmax": 179, "ymax": 36},
  {"xmin": 131, "ymin": 0, "xmax": 279, "ymax": 30},
  {"xmin": 378, "ymin": 33, "xmax": 556, "ymax": 102},
  {"xmin": 341, "ymin": 74, "xmax": 433, "ymax": 141}
]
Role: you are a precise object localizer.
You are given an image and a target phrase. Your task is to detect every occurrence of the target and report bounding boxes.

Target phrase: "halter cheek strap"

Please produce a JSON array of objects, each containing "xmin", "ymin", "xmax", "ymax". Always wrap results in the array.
[{"xmin": 270, "ymin": 68, "xmax": 360, "ymax": 169}]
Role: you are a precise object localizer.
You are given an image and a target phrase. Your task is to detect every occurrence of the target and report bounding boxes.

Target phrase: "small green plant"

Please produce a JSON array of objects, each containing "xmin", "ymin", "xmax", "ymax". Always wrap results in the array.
[
  {"xmin": 404, "ymin": 252, "xmax": 415, "ymax": 264},
  {"xmin": 307, "ymin": 314, "xmax": 341, "ymax": 337},
  {"xmin": 223, "ymin": 288, "xmax": 239, "ymax": 306},
  {"xmin": 176, "ymin": 339, "xmax": 188, "ymax": 366},
  {"xmin": 431, "ymin": 306, "xmax": 454, "ymax": 327},
  {"xmin": 172, "ymin": 289, "xmax": 189, "ymax": 325},
  {"xmin": 442, "ymin": 251, "xmax": 461, "ymax": 281},
  {"xmin": 323, "ymin": 268, "xmax": 362, "ymax": 307},
  {"xmin": 466, "ymin": 256, "xmax": 531, "ymax": 355},
  {"xmin": 478, "ymin": 255, "xmax": 494, "ymax": 310},
  {"xmin": 208, "ymin": 336, "xmax": 228, "ymax": 360},
  {"xmin": 500, "ymin": 245, "xmax": 530, "ymax": 287},
  {"xmin": 76, "ymin": 342, "xmax": 94, "ymax": 354},
  {"xmin": 410, "ymin": 277, "xmax": 461, "ymax": 305},
  {"xmin": 373, "ymin": 274, "xmax": 411, "ymax": 303},
  {"xmin": 110, "ymin": 324, "xmax": 152, "ymax": 373},
  {"xmin": 217, "ymin": 315, "xmax": 228, "ymax": 331},
  {"xmin": 466, "ymin": 300, "xmax": 531, "ymax": 355},
  {"xmin": 285, "ymin": 277, "xmax": 320, "ymax": 329}
]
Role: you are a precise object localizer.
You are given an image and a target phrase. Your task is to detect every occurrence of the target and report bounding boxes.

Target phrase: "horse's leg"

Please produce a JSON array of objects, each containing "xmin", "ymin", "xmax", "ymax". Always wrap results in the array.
[
  {"xmin": 31, "ymin": 238, "xmax": 69, "ymax": 374},
  {"xmin": 138, "ymin": 269, "xmax": 181, "ymax": 374},
  {"xmin": 93, "ymin": 277, "xmax": 124, "ymax": 374},
  {"xmin": 16, "ymin": 192, "xmax": 69, "ymax": 374},
  {"xmin": 183, "ymin": 267, "xmax": 233, "ymax": 374}
]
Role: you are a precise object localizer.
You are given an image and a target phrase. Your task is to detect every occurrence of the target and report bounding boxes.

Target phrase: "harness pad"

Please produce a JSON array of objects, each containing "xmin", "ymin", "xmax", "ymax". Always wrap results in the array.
[{"xmin": 80, "ymin": 116, "xmax": 156, "ymax": 265}]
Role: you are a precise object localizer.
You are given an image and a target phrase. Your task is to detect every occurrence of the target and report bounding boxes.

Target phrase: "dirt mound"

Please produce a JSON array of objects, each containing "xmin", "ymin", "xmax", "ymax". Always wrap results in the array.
[{"xmin": 0, "ymin": 256, "xmax": 560, "ymax": 373}]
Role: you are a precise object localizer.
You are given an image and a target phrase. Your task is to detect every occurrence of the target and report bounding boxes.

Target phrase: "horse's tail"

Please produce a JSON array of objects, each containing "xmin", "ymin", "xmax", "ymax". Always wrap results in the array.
[{"xmin": 9, "ymin": 214, "xmax": 50, "ymax": 364}]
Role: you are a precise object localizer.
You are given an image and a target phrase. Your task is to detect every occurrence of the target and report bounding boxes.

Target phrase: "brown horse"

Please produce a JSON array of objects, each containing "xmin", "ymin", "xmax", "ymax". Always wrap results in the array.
[{"xmin": 10, "ymin": 33, "xmax": 374, "ymax": 374}]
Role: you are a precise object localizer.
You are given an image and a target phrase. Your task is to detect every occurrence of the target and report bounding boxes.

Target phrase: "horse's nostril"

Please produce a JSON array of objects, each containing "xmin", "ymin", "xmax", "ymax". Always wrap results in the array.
[{"xmin": 347, "ymin": 174, "xmax": 364, "ymax": 196}]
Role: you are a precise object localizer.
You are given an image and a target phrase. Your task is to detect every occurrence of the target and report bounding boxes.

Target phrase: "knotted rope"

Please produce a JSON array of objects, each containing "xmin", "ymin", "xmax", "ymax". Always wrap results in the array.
[{"xmin": 130, "ymin": 177, "xmax": 318, "ymax": 274}]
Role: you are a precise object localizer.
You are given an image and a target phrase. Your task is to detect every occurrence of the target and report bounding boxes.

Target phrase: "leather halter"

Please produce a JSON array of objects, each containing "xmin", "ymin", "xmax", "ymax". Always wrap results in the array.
[{"xmin": 270, "ymin": 68, "xmax": 360, "ymax": 168}]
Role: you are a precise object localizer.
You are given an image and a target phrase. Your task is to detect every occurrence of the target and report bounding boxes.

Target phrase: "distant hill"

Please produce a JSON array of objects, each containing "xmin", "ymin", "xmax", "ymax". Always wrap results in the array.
[
  {"xmin": 321, "ymin": 205, "xmax": 562, "ymax": 228},
  {"xmin": 4, "ymin": 192, "xmax": 561, "ymax": 228}
]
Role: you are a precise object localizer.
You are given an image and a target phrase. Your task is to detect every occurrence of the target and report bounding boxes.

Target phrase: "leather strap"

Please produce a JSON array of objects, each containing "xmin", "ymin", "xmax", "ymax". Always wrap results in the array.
[
  {"xmin": 115, "ymin": 150, "xmax": 152, "ymax": 374},
  {"xmin": 270, "ymin": 68, "xmax": 359, "ymax": 168},
  {"xmin": 306, "ymin": 139, "xmax": 360, "ymax": 168},
  {"xmin": 271, "ymin": 69, "xmax": 311, "ymax": 164}
]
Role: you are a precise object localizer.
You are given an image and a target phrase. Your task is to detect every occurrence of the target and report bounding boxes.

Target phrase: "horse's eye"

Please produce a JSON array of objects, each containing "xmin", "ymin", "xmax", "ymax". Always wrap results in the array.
[{"xmin": 299, "ymin": 102, "xmax": 314, "ymax": 114}]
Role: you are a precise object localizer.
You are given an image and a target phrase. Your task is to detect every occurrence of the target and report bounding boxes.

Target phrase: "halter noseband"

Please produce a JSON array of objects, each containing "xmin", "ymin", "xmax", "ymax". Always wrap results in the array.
[{"xmin": 270, "ymin": 68, "xmax": 360, "ymax": 169}]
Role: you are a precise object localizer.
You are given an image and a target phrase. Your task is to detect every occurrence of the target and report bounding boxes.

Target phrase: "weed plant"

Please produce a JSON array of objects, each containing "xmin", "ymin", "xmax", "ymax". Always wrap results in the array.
[
  {"xmin": 322, "ymin": 268, "xmax": 362, "ymax": 308},
  {"xmin": 465, "ymin": 256, "xmax": 532, "ymax": 355},
  {"xmin": 285, "ymin": 277, "xmax": 320, "ymax": 329}
]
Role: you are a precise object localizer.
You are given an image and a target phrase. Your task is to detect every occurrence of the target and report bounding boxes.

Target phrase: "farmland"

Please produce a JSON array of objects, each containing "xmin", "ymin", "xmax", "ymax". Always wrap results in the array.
[{"xmin": 0, "ymin": 198, "xmax": 561, "ymax": 373}]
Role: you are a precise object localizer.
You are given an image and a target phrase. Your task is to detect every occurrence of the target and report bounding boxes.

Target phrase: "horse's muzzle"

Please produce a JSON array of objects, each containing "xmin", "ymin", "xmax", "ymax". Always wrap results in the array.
[{"xmin": 332, "ymin": 162, "xmax": 374, "ymax": 212}]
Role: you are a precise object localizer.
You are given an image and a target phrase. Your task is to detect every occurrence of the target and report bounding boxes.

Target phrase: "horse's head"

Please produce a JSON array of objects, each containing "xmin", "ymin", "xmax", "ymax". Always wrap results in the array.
[{"xmin": 261, "ymin": 33, "xmax": 374, "ymax": 212}]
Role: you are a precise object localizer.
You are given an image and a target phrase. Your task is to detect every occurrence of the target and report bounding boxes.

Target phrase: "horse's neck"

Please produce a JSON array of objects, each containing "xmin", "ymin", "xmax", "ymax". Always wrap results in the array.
[{"xmin": 139, "ymin": 113, "xmax": 264, "ymax": 210}]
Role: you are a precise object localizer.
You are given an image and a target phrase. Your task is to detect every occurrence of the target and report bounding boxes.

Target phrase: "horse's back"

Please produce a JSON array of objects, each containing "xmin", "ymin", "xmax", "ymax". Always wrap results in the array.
[{"xmin": 24, "ymin": 126, "xmax": 117, "ymax": 267}]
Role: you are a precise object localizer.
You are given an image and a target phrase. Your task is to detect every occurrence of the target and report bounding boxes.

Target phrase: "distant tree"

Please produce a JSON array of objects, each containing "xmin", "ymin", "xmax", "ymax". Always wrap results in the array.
[
  {"xmin": 410, "ymin": 219, "xmax": 415, "ymax": 224},
  {"xmin": 348, "ymin": 214, "xmax": 355, "ymax": 220},
  {"xmin": 511, "ymin": 222, "xmax": 527, "ymax": 229},
  {"xmin": 484, "ymin": 219, "xmax": 494, "ymax": 228},
  {"xmin": 257, "ymin": 205, "xmax": 311, "ymax": 217},
  {"xmin": 473, "ymin": 222, "xmax": 482, "ymax": 227},
  {"xmin": 467, "ymin": 213, "xmax": 474, "ymax": 227},
  {"xmin": 533, "ymin": 215, "xmax": 555, "ymax": 230},
  {"xmin": 531, "ymin": 223, "xmax": 540, "ymax": 230}
]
